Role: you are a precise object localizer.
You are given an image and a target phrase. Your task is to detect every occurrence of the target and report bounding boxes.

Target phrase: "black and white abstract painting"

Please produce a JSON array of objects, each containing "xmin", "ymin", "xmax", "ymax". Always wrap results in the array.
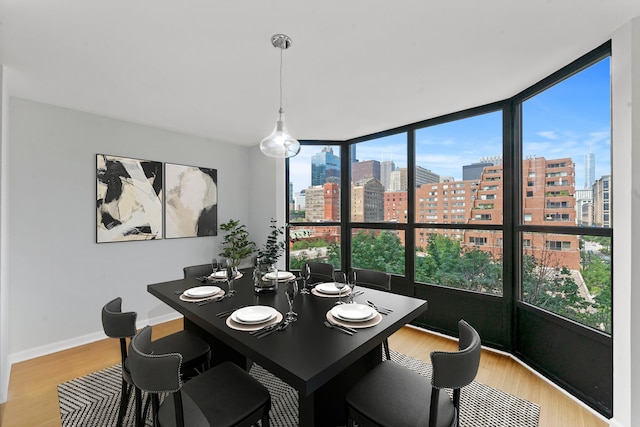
[
  {"xmin": 96, "ymin": 154, "xmax": 163, "ymax": 242},
  {"xmin": 165, "ymin": 163, "xmax": 217, "ymax": 238}
]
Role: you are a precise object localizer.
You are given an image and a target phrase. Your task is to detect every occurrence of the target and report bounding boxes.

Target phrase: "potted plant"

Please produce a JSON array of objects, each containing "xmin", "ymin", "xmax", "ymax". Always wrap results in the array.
[
  {"xmin": 257, "ymin": 218, "xmax": 286, "ymax": 267},
  {"xmin": 218, "ymin": 219, "xmax": 256, "ymax": 270}
]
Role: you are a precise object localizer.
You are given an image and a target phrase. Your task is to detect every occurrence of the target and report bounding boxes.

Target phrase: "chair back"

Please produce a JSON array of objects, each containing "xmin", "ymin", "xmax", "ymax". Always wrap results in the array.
[
  {"xmin": 183, "ymin": 264, "xmax": 213, "ymax": 279},
  {"xmin": 128, "ymin": 325, "xmax": 183, "ymax": 394},
  {"xmin": 305, "ymin": 262, "xmax": 335, "ymax": 284},
  {"xmin": 430, "ymin": 319, "xmax": 481, "ymax": 390},
  {"xmin": 101, "ymin": 297, "xmax": 137, "ymax": 365},
  {"xmin": 352, "ymin": 268, "xmax": 391, "ymax": 291}
]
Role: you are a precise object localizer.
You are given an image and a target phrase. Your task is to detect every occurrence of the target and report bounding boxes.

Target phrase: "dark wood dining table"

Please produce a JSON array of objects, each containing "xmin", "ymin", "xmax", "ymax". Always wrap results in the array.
[{"xmin": 148, "ymin": 268, "xmax": 428, "ymax": 426}]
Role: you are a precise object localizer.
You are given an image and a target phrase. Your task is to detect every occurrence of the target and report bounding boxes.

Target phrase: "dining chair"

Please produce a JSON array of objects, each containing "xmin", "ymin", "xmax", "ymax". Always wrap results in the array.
[
  {"xmin": 101, "ymin": 297, "xmax": 212, "ymax": 427},
  {"xmin": 351, "ymin": 268, "xmax": 392, "ymax": 359},
  {"xmin": 129, "ymin": 325, "xmax": 271, "ymax": 427},
  {"xmin": 183, "ymin": 263, "xmax": 214, "ymax": 279},
  {"xmin": 305, "ymin": 261, "xmax": 335, "ymax": 284},
  {"xmin": 345, "ymin": 319, "xmax": 481, "ymax": 427}
]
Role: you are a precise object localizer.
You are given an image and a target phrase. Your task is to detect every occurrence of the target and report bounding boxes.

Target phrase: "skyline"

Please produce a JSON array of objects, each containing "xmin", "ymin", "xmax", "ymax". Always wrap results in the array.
[{"xmin": 290, "ymin": 57, "xmax": 611, "ymax": 195}]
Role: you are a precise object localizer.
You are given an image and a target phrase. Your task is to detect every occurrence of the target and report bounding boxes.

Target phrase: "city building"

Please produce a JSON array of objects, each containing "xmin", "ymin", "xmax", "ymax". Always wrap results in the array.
[
  {"xmin": 380, "ymin": 160, "xmax": 396, "ymax": 191},
  {"xmin": 351, "ymin": 159, "xmax": 381, "ymax": 183},
  {"xmin": 351, "ymin": 178, "xmax": 385, "ymax": 222},
  {"xmin": 311, "ymin": 146, "xmax": 340, "ymax": 186},
  {"xmin": 593, "ymin": 175, "xmax": 611, "ymax": 227},
  {"xmin": 462, "ymin": 162, "xmax": 493, "ymax": 181}
]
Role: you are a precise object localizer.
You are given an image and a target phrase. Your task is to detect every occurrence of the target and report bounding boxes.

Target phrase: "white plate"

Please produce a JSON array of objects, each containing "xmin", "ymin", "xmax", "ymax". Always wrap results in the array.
[
  {"xmin": 183, "ymin": 286, "xmax": 221, "ymax": 298},
  {"xmin": 331, "ymin": 304, "xmax": 376, "ymax": 322},
  {"xmin": 231, "ymin": 306, "xmax": 278, "ymax": 324},
  {"xmin": 315, "ymin": 282, "xmax": 346, "ymax": 295},
  {"xmin": 210, "ymin": 271, "xmax": 227, "ymax": 279},
  {"xmin": 264, "ymin": 271, "xmax": 295, "ymax": 280}
]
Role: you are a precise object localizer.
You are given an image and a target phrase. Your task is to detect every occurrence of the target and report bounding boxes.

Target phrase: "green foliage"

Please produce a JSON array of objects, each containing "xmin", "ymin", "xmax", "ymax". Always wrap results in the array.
[
  {"xmin": 257, "ymin": 218, "xmax": 286, "ymax": 266},
  {"xmin": 416, "ymin": 234, "xmax": 502, "ymax": 294},
  {"xmin": 351, "ymin": 230, "xmax": 405, "ymax": 275},
  {"xmin": 218, "ymin": 219, "xmax": 256, "ymax": 268}
]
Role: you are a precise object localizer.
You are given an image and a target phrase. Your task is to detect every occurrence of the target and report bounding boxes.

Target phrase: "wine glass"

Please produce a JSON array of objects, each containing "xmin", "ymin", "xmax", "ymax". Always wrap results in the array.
[
  {"xmin": 300, "ymin": 264, "xmax": 311, "ymax": 294},
  {"xmin": 211, "ymin": 258, "xmax": 219, "ymax": 277},
  {"xmin": 285, "ymin": 278, "xmax": 299, "ymax": 322},
  {"xmin": 347, "ymin": 271, "xmax": 357, "ymax": 303},
  {"xmin": 334, "ymin": 272, "xmax": 347, "ymax": 305},
  {"xmin": 225, "ymin": 259, "xmax": 235, "ymax": 296}
]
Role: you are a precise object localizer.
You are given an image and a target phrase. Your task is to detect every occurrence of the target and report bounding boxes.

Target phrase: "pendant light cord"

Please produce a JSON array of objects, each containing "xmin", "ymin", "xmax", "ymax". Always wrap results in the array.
[{"xmin": 279, "ymin": 46, "xmax": 284, "ymax": 113}]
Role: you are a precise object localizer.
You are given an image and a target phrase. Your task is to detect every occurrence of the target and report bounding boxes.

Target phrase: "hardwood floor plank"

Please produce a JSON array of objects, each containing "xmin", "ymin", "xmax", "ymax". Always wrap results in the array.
[{"xmin": 0, "ymin": 319, "xmax": 607, "ymax": 427}]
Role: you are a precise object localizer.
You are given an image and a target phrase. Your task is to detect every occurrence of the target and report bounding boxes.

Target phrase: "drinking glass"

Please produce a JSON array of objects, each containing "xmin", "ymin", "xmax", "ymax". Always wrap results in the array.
[
  {"xmin": 211, "ymin": 258, "xmax": 219, "ymax": 276},
  {"xmin": 225, "ymin": 259, "xmax": 235, "ymax": 296},
  {"xmin": 334, "ymin": 272, "xmax": 347, "ymax": 305},
  {"xmin": 300, "ymin": 264, "xmax": 311, "ymax": 294},
  {"xmin": 347, "ymin": 271, "xmax": 357, "ymax": 303},
  {"xmin": 285, "ymin": 278, "xmax": 299, "ymax": 322}
]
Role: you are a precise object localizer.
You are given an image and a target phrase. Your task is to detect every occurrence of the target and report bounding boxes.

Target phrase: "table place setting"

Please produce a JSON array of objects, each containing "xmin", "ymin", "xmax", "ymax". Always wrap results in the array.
[
  {"xmin": 207, "ymin": 270, "xmax": 244, "ymax": 282},
  {"xmin": 178, "ymin": 285, "xmax": 226, "ymax": 303},
  {"xmin": 311, "ymin": 282, "xmax": 352, "ymax": 298},
  {"xmin": 225, "ymin": 305, "xmax": 283, "ymax": 332},
  {"xmin": 325, "ymin": 303, "xmax": 382, "ymax": 330},
  {"xmin": 262, "ymin": 270, "xmax": 296, "ymax": 282},
  {"xmin": 366, "ymin": 300, "xmax": 394, "ymax": 315}
]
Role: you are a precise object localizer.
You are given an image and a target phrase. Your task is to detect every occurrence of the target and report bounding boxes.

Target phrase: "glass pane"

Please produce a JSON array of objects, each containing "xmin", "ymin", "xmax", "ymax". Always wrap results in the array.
[
  {"xmin": 521, "ymin": 232, "xmax": 611, "ymax": 333},
  {"xmin": 522, "ymin": 57, "xmax": 611, "ymax": 228},
  {"xmin": 289, "ymin": 145, "xmax": 341, "ymax": 223},
  {"xmin": 288, "ymin": 225, "xmax": 341, "ymax": 271},
  {"xmin": 415, "ymin": 229, "xmax": 503, "ymax": 295},
  {"xmin": 350, "ymin": 133, "xmax": 407, "ymax": 223},
  {"xmin": 415, "ymin": 111, "xmax": 503, "ymax": 225},
  {"xmin": 350, "ymin": 228, "xmax": 406, "ymax": 275}
]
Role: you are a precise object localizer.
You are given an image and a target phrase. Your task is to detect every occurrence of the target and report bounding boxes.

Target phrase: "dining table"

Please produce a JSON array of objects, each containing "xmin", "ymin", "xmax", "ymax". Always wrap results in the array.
[{"xmin": 147, "ymin": 268, "xmax": 428, "ymax": 426}]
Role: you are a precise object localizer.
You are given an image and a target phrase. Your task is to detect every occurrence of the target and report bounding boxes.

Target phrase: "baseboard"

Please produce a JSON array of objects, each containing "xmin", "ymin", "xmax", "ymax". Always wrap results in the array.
[
  {"xmin": 405, "ymin": 323, "xmax": 611, "ymax": 424},
  {"xmin": 7, "ymin": 312, "xmax": 182, "ymax": 366}
]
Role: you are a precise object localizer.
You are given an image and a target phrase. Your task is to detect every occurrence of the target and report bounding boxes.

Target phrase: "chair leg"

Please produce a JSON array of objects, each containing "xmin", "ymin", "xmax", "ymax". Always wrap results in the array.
[
  {"xmin": 116, "ymin": 379, "xmax": 130, "ymax": 427},
  {"xmin": 135, "ymin": 387, "xmax": 143, "ymax": 427},
  {"xmin": 383, "ymin": 338, "xmax": 391, "ymax": 360},
  {"xmin": 261, "ymin": 412, "xmax": 270, "ymax": 427}
]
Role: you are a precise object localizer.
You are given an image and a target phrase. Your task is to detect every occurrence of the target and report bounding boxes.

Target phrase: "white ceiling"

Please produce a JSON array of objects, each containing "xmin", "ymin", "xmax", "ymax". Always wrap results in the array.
[{"xmin": 1, "ymin": 1, "xmax": 639, "ymax": 147}]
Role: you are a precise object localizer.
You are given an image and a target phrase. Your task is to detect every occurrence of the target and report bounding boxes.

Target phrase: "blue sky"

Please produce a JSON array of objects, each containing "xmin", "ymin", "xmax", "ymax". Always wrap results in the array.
[{"xmin": 290, "ymin": 57, "xmax": 610, "ymax": 193}]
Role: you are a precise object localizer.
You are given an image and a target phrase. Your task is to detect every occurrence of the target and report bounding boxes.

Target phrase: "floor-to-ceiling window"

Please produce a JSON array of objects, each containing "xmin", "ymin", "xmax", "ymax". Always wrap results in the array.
[{"xmin": 286, "ymin": 42, "xmax": 613, "ymax": 417}]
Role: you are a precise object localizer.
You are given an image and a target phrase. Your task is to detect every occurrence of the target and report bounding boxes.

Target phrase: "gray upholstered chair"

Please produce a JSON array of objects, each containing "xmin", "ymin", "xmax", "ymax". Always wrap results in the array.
[
  {"xmin": 128, "ymin": 325, "xmax": 271, "ymax": 427},
  {"xmin": 183, "ymin": 263, "xmax": 214, "ymax": 279},
  {"xmin": 352, "ymin": 268, "xmax": 392, "ymax": 359},
  {"xmin": 346, "ymin": 319, "xmax": 481, "ymax": 427},
  {"xmin": 305, "ymin": 261, "xmax": 335, "ymax": 284},
  {"xmin": 102, "ymin": 298, "xmax": 212, "ymax": 427}
]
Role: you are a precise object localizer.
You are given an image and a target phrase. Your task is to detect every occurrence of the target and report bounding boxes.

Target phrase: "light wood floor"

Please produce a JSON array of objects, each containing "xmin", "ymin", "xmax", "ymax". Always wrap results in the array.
[{"xmin": 0, "ymin": 320, "xmax": 608, "ymax": 427}]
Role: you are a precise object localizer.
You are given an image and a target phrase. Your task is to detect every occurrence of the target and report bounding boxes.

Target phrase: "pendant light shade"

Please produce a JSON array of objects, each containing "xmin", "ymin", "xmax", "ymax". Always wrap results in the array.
[
  {"xmin": 260, "ymin": 108, "xmax": 301, "ymax": 158},
  {"xmin": 260, "ymin": 34, "xmax": 300, "ymax": 159}
]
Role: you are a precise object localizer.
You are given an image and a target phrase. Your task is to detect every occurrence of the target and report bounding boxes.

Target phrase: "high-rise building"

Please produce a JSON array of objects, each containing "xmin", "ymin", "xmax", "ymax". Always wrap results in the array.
[
  {"xmin": 463, "ymin": 162, "xmax": 493, "ymax": 181},
  {"xmin": 352, "ymin": 159, "xmax": 380, "ymax": 183},
  {"xmin": 389, "ymin": 166, "xmax": 439, "ymax": 191},
  {"xmin": 575, "ymin": 188, "xmax": 593, "ymax": 226},
  {"xmin": 351, "ymin": 178, "xmax": 384, "ymax": 222},
  {"xmin": 593, "ymin": 175, "xmax": 610, "ymax": 227},
  {"xmin": 311, "ymin": 146, "xmax": 340, "ymax": 186},
  {"xmin": 585, "ymin": 152, "xmax": 595, "ymax": 189},
  {"xmin": 351, "ymin": 145, "xmax": 357, "ymax": 163},
  {"xmin": 304, "ymin": 186, "xmax": 325, "ymax": 222},
  {"xmin": 380, "ymin": 160, "xmax": 396, "ymax": 191}
]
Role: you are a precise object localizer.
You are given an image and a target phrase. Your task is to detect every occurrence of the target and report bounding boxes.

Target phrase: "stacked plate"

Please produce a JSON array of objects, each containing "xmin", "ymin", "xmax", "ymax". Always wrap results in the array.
[
  {"xmin": 314, "ymin": 282, "xmax": 349, "ymax": 295},
  {"xmin": 180, "ymin": 285, "xmax": 222, "ymax": 302},
  {"xmin": 231, "ymin": 306, "xmax": 278, "ymax": 325},
  {"xmin": 327, "ymin": 303, "xmax": 381, "ymax": 329},
  {"xmin": 263, "ymin": 271, "xmax": 296, "ymax": 282},
  {"xmin": 208, "ymin": 271, "xmax": 243, "ymax": 281}
]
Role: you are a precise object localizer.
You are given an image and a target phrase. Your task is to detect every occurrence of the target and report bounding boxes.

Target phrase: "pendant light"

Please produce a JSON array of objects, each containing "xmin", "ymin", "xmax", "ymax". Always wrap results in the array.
[{"xmin": 260, "ymin": 34, "xmax": 301, "ymax": 158}]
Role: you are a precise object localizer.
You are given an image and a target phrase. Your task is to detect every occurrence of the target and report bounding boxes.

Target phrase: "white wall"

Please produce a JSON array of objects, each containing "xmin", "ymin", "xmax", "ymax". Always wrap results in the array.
[
  {"xmin": 0, "ymin": 65, "xmax": 9, "ymax": 403},
  {"xmin": 611, "ymin": 16, "xmax": 640, "ymax": 427},
  {"xmin": 4, "ymin": 97, "xmax": 275, "ymax": 365}
]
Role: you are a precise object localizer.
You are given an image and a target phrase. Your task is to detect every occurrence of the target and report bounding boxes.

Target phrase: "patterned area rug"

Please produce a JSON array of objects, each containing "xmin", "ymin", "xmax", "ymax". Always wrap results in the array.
[{"xmin": 58, "ymin": 351, "xmax": 539, "ymax": 426}]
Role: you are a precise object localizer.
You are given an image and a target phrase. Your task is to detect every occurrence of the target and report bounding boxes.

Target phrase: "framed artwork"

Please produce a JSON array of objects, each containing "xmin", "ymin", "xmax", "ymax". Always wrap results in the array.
[
  {"xmin": 164, "ymin": 163, "xmax": 218, "ymax": 238},
  {"xmin": 96, "ymin": 154, "xmax": 163, "ymax": 242}
]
